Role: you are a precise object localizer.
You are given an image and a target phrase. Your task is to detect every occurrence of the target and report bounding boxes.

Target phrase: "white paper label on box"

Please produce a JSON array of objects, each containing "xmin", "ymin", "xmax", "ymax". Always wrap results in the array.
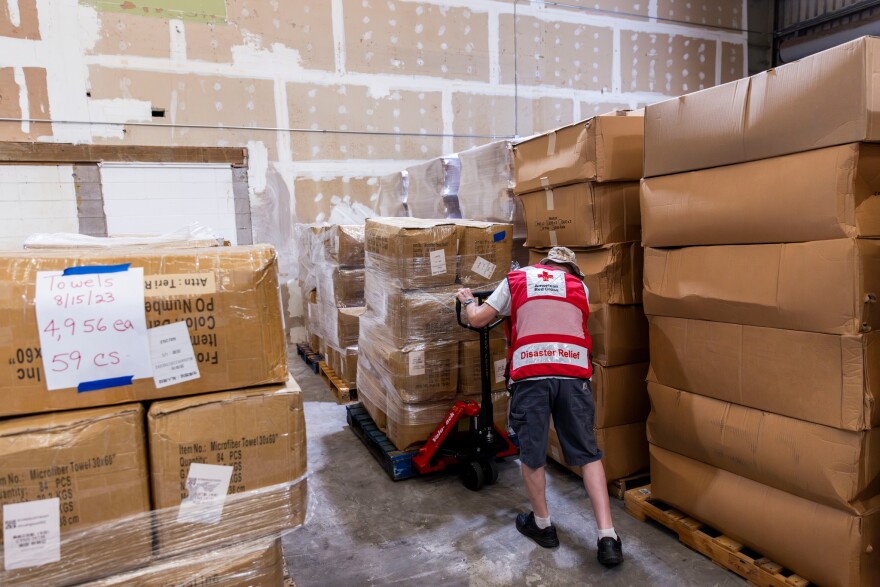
[
  {"xmin": 429, "ymin": 249, "xmax": 447, "ymax": 276},
  {"xmin": 34, "ymin": 266, "xmax": 152, "ymax": 392},
  {"xmin": 149, "ymin": 321, "xmax": 201, "ymax": 389},
  {"xmin": 494, "ymin": 359, "xmax": 507, "ymax": 383},
  {"xmin": 471, "ymin": 257, "xmax": 497, "ymax": 280},
  {"xmin": 408, "ymin": 351, "xmax": 426, "ymax": 376},
  {"xmin": 176, "ymin": 463, "xmax": 233, "ymax": 524},
  {"xmin": 3, "ymin": 498, "xmax": 60, "ymax": 571}
]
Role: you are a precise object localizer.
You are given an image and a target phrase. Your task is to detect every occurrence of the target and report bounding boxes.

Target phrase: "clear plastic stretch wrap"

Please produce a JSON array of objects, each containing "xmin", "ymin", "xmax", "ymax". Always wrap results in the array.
[
  {"xmin": 358, "ymin": 217, "xmax": 514, "ymax": 451},
  {"xmin": 457, "ymin": 141, "xmax": 527, "ymax": 239},
  {"xmin": 405, "ymin": 156, "xmax": 463, "ymax": 219},
  {"xmin": 0, "ymin": 379, "xmax": 307, "ymax": 586},
  {"xmin": 377, "ymin": 170, "xmax": 409, "ymax": 217},
  {"xmin": 324, "ymin": 344, "xmax": 358, "ymax": 388},
  {"xmin": 22, "ymin": 222, "xmax": 226, "ymax": 250}
]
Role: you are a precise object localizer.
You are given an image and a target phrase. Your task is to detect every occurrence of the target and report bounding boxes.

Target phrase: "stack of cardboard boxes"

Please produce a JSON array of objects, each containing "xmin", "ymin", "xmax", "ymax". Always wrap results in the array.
[
  {"xmin": 512, "ymin": 112, "xmax": 650, "ymax": 482},
  {"xmin": 640, "ymin": 36, "xmax": 880, "ymax": 587},
  {"xmin": 405, "ymin": 157, "xmax": 462, "ymax": 219},
  {"xmin": 311, "ymin": 225, "xmax": 367, "ymax": 389},
  {"xmin": 0, "ymin": 245, "xmax": 305, "ymax": 585},
  {"xmin": 357, "ymin": 217, "xmax": 513, "ymax": 451}
]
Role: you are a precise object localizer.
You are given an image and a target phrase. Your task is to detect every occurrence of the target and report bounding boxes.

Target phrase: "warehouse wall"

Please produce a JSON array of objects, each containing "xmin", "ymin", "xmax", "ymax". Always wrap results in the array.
[{"xmin": 0, "ymin": 0, "xmax": 748, "ymax": 276}]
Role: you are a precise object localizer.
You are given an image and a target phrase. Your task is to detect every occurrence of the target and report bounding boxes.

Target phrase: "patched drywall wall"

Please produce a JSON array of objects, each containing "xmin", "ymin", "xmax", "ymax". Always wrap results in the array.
[{"xmin": 0, "ymin": 0, "xmax": 748, "ymax": 278}]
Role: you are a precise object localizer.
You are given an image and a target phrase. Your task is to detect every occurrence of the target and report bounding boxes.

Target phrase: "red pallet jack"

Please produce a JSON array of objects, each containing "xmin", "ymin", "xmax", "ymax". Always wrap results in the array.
[{"xmin": 412, "ymin": 291, "xmax": 519, "ymax": 490}]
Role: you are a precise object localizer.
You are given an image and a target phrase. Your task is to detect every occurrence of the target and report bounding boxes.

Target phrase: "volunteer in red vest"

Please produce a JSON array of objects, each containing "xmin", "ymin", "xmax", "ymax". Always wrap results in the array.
[{"xmin": 456, "ymin": 246, "xmax": 623, "ymax": 567}]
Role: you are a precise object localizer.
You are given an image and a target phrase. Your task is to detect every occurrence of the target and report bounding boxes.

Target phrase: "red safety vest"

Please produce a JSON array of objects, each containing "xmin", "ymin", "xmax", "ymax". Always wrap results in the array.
[{"xmin": 506, "ymin": 264, "xmax": 593, "ymax": 381}]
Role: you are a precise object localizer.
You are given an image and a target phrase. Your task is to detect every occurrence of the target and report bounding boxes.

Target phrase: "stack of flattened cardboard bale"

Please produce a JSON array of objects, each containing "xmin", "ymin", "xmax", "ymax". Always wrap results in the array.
[
  {"xmin": 357, "ymin": 217, "xmax": 513, "ymax": 451},
  {"xmin": 312, "ymin": 225, "xmax": 367, "ymax": 389},
  {"xmin": 457, "ymin": 140, "xmax": 529, "ymax": 269},
  {"xmin": 512, "ymin": 111, "xmax": 650, "ymax": 483},
  {"xmin": 0, "ymin": 244, "xmax": 305, "ymax": 585},
  {"xmin": 640, "ymin": 36, "xmax": 880, "ymax": 587}
]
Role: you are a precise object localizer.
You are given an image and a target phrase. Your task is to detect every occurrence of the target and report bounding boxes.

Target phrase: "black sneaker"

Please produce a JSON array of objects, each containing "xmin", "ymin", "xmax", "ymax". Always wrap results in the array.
[
  {"xmin": 515, "ymin": 512, "xmax": 559, "ymax": 548},
  {"xmin": 597, "ymin": 536, "xmax": 623, "ymax": 567}
]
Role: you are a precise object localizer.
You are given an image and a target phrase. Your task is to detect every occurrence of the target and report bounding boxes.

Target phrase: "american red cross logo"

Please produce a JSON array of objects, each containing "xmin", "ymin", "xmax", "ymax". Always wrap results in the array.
[{"xmin": 538, "ymin": 270, "xmax": 553, "ymax": 281}]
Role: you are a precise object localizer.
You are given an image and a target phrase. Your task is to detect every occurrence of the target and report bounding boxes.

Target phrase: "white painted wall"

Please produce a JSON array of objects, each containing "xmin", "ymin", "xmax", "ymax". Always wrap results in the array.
[
  {"xmin": 100, "ymin": 163, "xmax": 238, "ymax": 244},
  {"xmin": 0, "ymin": 164, "xmax": 78, "ymax": 250}
]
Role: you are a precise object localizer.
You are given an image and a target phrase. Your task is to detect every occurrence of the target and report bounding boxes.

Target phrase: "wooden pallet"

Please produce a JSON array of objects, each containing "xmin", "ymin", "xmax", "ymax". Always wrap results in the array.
[
  {"xmin": 294, "ymin": 343, "xmax": 323, "ymax": 374},
  {"xmin": 318, "ymin": 362, "xmax": 358, "ymax": 404},
  {"xmin": 607, "ymin": 470, "xmax": 649, "ymax": 500},
  {"xmin": 625, "ymin": 486, "xmax": 812, "ymax": 587},
  {"xmin": 346, "ymin": 403, "xmax": 419, "ymax": 481}
]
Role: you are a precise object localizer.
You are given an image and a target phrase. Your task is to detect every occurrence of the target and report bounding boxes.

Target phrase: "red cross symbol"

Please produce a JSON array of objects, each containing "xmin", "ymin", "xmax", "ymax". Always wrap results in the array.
[{"xmin": 538, "ymin": 270, "xmax": 553, "ymax": 281}]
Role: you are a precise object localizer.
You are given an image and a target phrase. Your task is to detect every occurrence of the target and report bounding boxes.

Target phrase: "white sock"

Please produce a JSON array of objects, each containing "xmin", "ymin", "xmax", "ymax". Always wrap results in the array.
[
  {"xmin": 534, "ymin": 515, "xmax": 552, "ymax": 529},
  {"xmin": 598, "ymin": 527, "xmax": 618, "ymax": 540}
]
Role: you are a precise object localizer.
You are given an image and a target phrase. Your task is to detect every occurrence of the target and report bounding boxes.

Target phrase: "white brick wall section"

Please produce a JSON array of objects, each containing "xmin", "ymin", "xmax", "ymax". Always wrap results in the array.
[{"xmin": 0, "ymin": 165, "xmax": 78, "ymax": 250}]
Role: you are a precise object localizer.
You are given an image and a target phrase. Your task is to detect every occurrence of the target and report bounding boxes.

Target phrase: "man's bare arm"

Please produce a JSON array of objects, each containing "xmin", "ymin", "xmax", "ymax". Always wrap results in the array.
[{"xmin": 455, "ymin": 288, "xmax": 500, "ymax": 328}]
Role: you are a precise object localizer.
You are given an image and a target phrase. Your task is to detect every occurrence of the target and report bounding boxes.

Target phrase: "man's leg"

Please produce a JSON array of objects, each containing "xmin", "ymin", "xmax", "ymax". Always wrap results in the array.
[
  {"xmin": 521, "ymin": 463, "xmax": 549, "ymax": 518},
  {"xmin": 581, "ymin": 460, "xmax": 612, "ymax": 529}
]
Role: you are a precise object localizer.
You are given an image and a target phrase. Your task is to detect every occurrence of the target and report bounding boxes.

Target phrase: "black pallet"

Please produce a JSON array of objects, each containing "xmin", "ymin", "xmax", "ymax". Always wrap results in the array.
[
  {"xmin": 295, "ymin": 343, "xmax": 323, "ymax": 374},
  {"xmin": 346, "ymin": 403, "xmax": 418, "ymax": 481}
]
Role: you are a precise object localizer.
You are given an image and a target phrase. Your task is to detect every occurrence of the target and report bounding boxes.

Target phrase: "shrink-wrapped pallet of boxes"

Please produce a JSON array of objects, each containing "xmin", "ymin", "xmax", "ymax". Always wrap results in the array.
[
  {"xmin": 638, "ymin": 37, "xmax": 880, "ymax": 587},
  {"xmin": 405, "ymin": 156, "xmax": 462, "ymax": 219},
  {"xmin": 358, "ymin": 217, "xmax": 513, "ymax": 450},
  {"xmin": 514, "ymin": 110, "xmax": 650, "ymax": 483}
]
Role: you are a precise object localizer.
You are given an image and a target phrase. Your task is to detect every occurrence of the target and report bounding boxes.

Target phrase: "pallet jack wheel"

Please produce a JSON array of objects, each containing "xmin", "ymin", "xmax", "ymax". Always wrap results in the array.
[
  {"xmin": 480, "ymin": 458, "xmax": 499, "ymax": 485},
  {"xmin": 461, "ymin": 460, "xmax": 485, "ymax": 491}
]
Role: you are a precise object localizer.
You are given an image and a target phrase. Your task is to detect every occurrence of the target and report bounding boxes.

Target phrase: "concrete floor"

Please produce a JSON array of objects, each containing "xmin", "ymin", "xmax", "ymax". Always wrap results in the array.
[{"xmin": 282, "ymin": 355, "xmax": 745, "ymax": 586}]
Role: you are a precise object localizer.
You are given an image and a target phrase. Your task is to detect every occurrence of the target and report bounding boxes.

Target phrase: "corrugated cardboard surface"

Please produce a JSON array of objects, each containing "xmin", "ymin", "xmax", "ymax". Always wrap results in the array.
[
  {"xmin": 457, "ymin": 221, "xmax": 514, "ymax": 286},
  {"xmin": 650, "ymin": 445, "xmax": 880, "ymax": 587},
  {"xmin": 588, "ymin": 303, "xmax": 649, "ymax": 366},
  {"xmin": 644, "ymin": 36, "xmax": 880, "ymax": 177},
  {"xmin": 593, "ymin": 362, "xmax": 650, "ymax": 428},
  {"xmin": 321, "ymin": 305, "xmax": 366, "ymax": 348},
  {"xmin": 513, "ymin": 112, "xmax": 644, "ymax": 193},
  {"xmin": 643, "ymin": 238, "xmax": 880, "ymax": 335},
  {"xmin": 458, "ymin": 338, "xmax": 508, "ymax": 394},
  {"xmin": 79, "ymin": 539, "xmax": 284, "ymax": 587},
  {"xmin": 530, "ymin": 242, "xmax": 643, "ymax": 304},
  {"xmin": 519, "ymin": 181, "xmax": 641, "ymax": 248},
  {"xmin": 356, "ymin": 356, "xmax": 388, "ymax": 431},
  {"xmin": 326, "ymin": 344, "xmax": 357, "ymax": 388},
  {"xmin": 0, "ymin": 404, "xmax": 151, "ymax": 585},
  {"xmin": 648, "ymin": 382, "xmax": 880, "ymax": 514},
  {"xmin": 0, "ymin": 246, "xmax": 288, "ymax": 418},
  {"xmin": 325, "ymin": 225, "xmax": 365, "ymax": 267},
  {"xmin": 641, "ymin": 143, "xmax": 880, "ymax": 246},
  {"xmin": 365, "ymin": 218, "xmax": 459, "ymax": 289},
  {"xmin": 548, "ymin": 421, "xmax": 648, "ymax": 481},
  {"xmin": 148, "ymin": 379, "xmax": 307, "ymax": 555},
  {"xmin": 648, "ymin": 316, "xmax": 879, "ymax": 431},
  {"xmin": 315, "ymin": 266, "xmax": 365, "ymax": 308}
]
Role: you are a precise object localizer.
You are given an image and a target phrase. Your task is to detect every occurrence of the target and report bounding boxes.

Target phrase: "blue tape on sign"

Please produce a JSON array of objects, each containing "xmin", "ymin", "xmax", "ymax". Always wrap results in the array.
[
  {"xmin": 63, "ymin": 263, "xmax": 131, "ymax": 276},
  {"xmin": 77, "ymin": 376, "xmax": 134, "ymax": 393},
  {"xmin": 493, "ymin": 231, "xmax": 507, "ymax": 242}
]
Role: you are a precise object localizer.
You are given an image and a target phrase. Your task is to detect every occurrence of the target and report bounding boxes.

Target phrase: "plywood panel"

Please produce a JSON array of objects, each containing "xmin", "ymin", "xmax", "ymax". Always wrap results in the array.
[{"xmin": 293, "ymin": 176, "xmax": 379, "ymax": 224}]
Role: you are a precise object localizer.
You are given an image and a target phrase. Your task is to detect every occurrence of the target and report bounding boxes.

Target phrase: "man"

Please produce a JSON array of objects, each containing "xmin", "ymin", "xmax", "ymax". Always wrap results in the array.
[{"xmin": 456, "ymin": 246, "xmax": 623, "ymax": 567}]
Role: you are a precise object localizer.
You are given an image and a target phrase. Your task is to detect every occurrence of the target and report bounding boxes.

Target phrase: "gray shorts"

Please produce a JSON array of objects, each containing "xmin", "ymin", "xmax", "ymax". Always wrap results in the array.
[{"xmin": 508, "ymin": 378, "xmax": 602, "ymax": 470}]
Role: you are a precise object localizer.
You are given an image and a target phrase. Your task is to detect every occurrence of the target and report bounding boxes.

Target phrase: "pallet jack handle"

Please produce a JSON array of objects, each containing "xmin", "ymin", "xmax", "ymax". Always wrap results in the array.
[{"xmin": 456, "ymin": 292, "xmax": 506, "ymax": 447}]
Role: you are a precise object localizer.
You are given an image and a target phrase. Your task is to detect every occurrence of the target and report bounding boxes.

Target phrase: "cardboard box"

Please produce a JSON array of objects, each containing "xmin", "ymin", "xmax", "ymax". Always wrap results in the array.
[
  {"xmin": 406, "ymin": 157, "xmax": 462, "ymax": 219},
  {"xmin": 148, "ymin": 379, "xmax": 307, "ymax": 555},
  {"xmin": 530, "ymin": 242, "xmax": 643, "ymax": 305},
  {"xmin": 644, "ymin": 36, "xmax": 880, "ymax": 177},
  {"xmin": 650, "ymin": 445, "xmax": 880, "ymax": 587},
  {"xmin": 387, "ymin": 390, "xmax": 510, "ymax": 451},
  {"xmin": 0, "ymin": 404, "xmax": 151, "ymax": 585},
  {"xmin": 365, "ymin": 218, "xmax": 459, "ymax": 288},
  {"xmin": 648, "ymin": 316, "xmax": 880, "ymax": 431},
  {"xmin": 513, "ymin": 111, "xmax": 644, "ymax": 193},
  {"xmin": 0, "ymin": 246, "xmax": 288, "ymax": 418},
  {"xmin": 648, "ymin": 382, "xmax": 880, "ymax": 514},
  {"xmin": 641, "ymin": 143, "xmax": 880, "ymax": 247},
  {"xmin": 316, "ymin": 266, "xmax": 365, "ymax": 308},
  {"xmin": 79, "ymin": 539, "xmax": 284, "ymax": 587},
  {"xmin": 357, "ymin": 333, "xmax": 459, "ymax": 404},
  {"xmin": 643, "ymin": 238, "xmax": 880, "ymax": 335},
  {"xmin": 325, "ymin": 224, "xmax": 365, "ymax": 267},
  {"xmin": 588, "ymin": 303, "xmax": 649, "ymax": 366},
  {"xmin": 547, "ymin": 421, "xmax": 648, "ymax": 481},
  {"xmin": 356, "ymin": 355, "xmax": 388, "ymax": 431},
  {"xmin": 457, "ymin": 221, "xmax": 514, "ymax": 286},
  {"xmin": 457, "ymin": 140, "xmax": 518, "ymax": 226},
  {"xmin": 458, "ymin": 338, "xmax": 508, "ymax": 395},
  {"xmin": 519, "ymin": 182, "xmax": 641, "ymax": 248},
  {"xmin": 326, "ymin": 344, "xmax": 357, "ymax": 388},
  {"xmin": 592, "ymin": 362, "xmax": 650, "ymax": 428},
  {"xmin": 322, "ymin": 306, "xmax": 366, "ymax": 348}
]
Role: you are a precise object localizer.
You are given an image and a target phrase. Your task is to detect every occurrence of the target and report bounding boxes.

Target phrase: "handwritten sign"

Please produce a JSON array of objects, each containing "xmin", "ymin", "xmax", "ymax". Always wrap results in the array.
[{"xmin": 34, "ymin": 265, "xmax": 153, "ymax": 391}]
